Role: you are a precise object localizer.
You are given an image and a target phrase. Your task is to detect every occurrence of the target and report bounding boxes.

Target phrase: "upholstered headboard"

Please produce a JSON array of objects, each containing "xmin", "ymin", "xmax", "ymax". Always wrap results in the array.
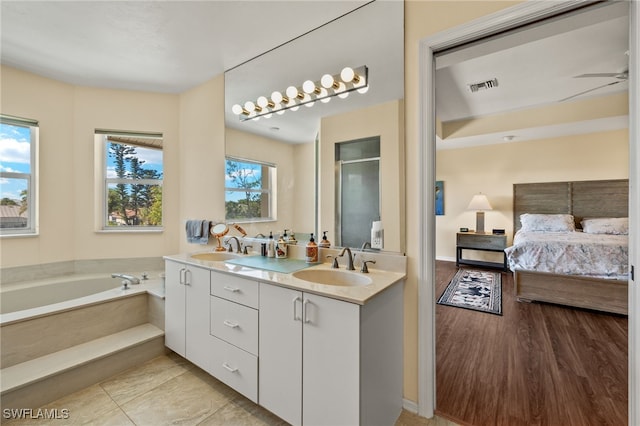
[{"xmin": 513, "ymin": 179, "xmax": 629, "ymax": 232}]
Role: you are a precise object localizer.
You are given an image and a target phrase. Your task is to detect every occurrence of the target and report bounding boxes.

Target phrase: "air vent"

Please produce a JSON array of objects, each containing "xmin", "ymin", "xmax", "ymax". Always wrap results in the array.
[{"xmin": 467, "ymin": 78, "xmax": 499, "ymax": 93}]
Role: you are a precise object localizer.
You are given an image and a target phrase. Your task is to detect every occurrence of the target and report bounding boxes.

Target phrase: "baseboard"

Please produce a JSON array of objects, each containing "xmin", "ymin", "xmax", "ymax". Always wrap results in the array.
[
  {"xmin": 402, "ymin": 398, "xmax": 418, "ymax": 414},
  {"xmin": 435, "ymin": 256, "xmax": 456, "ymax": 263}
]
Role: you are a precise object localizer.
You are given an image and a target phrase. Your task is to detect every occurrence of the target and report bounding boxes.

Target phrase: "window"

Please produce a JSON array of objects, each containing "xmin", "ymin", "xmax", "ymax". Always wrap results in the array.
[
  {"xmin": 225, "ymin": 157, "xmax": 276, "ymax": 221},
  {"xmin": 98, "ymin": 130, "xmax": 163, "ymax": 230},
  {"xmin": 0, "ymin": 114, "xmax": 38, "ymax": 235}
]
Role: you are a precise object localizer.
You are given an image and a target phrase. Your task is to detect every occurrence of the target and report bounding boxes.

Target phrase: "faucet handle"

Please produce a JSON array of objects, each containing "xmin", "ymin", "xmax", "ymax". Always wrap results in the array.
[
  {"xmin": 327, "ymin": 255, "xmax": 339, "ymax": 269},
  {"xmin": 361, "ymin": 259, "xmax": 376, "ymax": 273},
  {"xmin": 243, "ymin": 245, "xmax": 253, "ymax": 255},
  {"xmin": 225, "ymin": 241, "xmax": 233, "ymax": 253}
]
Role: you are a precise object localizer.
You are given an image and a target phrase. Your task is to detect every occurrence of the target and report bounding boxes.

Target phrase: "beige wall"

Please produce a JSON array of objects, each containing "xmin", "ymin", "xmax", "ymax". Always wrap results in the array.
[
  {"xmin": 319, "ymin": 99, "xmax": 405, "ymax": 253},
  {"xmin": 1, "ymin": 66, "xmax": 181, "ymax": 267},
  {"xmin": 292, "ymin": 141, "xmax": 316, "ymax": 236},
  {"xmin": 436, "ymin": 129, "xmax": 629, "ymax": 261},
  {"xmin": 403, "ymin": 0, "xmax": 524, "ymax": 403}
]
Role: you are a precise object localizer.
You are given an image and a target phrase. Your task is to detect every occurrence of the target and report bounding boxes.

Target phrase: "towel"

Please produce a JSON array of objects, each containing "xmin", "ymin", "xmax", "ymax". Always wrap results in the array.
[{"xmin": 186, "ymin": 220, "xmax": 210, "ymax": 244}]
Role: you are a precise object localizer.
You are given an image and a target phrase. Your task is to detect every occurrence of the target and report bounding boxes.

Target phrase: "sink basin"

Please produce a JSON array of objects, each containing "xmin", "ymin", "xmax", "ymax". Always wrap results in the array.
[
  {"xmin": 190, "ymin": 252, "xmax": 241, "ymax": 262},
  {"xmin": 292, "ymin": 269, "xmax": 372, "ymax": 286}
]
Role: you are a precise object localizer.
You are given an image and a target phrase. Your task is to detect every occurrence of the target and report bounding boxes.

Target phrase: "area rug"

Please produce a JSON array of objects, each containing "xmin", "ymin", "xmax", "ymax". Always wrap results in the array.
[{"xmin": 437, "ymin": 269, "xmax": 502, "ymax": 315}]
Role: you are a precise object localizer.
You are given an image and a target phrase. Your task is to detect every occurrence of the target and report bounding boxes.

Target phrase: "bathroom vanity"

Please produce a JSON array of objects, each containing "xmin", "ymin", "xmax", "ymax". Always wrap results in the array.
[{"xmin": 164, "ymin": 252, "xmax": 405, "ymax": 426}]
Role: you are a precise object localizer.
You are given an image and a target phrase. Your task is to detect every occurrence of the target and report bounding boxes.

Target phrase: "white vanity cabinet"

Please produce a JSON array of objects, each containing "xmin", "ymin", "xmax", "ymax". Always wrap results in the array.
[
  {"xmin": 164, "ymin": 259, "xmax": 213, "ymax": 372},
  {"xmin": 208, "ymin": 271, "xmax": 259, "ymax": 402},
  {"xmin": 259, "ymin": 282, "xmax": 403, "ymax": 426}
]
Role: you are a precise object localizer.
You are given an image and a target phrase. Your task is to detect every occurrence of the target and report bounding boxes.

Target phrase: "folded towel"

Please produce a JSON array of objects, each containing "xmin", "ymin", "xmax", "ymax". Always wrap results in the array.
[{"xmin": 186, "ymin": 220, "xmax": 210, "ymax": 244}]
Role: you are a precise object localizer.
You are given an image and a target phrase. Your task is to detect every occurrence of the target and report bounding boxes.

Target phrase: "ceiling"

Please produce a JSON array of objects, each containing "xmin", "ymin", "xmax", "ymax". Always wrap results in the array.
[{"xmin": 1, "ymin": 1, "xmax": 630, "ymax": 148}]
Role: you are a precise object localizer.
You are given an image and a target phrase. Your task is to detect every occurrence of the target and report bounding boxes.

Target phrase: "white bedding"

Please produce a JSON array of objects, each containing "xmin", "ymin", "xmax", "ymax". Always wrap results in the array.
[{"xmin": 504, "ymin": 230, "xmax": 628, "ymax": 280}]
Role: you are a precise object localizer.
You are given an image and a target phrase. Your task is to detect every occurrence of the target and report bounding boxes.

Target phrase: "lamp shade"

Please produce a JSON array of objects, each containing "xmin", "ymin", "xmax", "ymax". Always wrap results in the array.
[{"xmin": 467, "ymin": 194, "xmax": 492, "ymax": 211}]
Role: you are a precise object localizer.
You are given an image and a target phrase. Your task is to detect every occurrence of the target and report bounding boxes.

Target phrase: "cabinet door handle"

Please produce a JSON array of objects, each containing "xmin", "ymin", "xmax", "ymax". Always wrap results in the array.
[
  {"xmin": 223, "ymin": 286, "xmax": 240, "ymax": 293},
  {"xmin": 223, "ymin": 320, "xmax": 239, "ymax": 328},
  {"xmin": 179, "ymin": 268, "xmax": 186, "ymax": 285},
  {"xmin": 184, "ymin": 269, "xmax": 191, "ymax": 286},
  {"xmin": 222, "ymin": 363, "xmax": 238, "ymax": 373},
  {"xmin": 303, "ymin": 298, "xmax": 311, "ymax": 323},
  {"xmin": 293, "ymin": 296, "xmax": 302, "ymax": 321}
]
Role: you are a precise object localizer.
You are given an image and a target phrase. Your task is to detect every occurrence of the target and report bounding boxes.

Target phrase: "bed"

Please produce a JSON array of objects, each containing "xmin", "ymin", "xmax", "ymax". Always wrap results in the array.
[{"xmin": 506, "ymin": 179, "xmax": 629, "ymax": 315}]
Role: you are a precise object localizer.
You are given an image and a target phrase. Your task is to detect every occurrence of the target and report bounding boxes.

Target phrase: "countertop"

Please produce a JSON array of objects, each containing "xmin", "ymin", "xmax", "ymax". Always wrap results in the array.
[{"xmin": 163, "ymin": 252, "xmax": 406, "ymax": 305}]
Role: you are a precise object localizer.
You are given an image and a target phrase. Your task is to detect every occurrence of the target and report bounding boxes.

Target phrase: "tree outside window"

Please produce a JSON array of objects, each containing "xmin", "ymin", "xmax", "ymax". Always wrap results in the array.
[{"xmin": 225, "ymin": 157, "xmax": 275, "ymax": 221}]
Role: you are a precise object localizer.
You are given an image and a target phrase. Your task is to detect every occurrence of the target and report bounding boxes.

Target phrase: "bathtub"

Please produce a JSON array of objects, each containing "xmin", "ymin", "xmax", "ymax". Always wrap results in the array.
[{"xmin": 0, "ymin": 272, "xmax": 165, "ymax": 324}]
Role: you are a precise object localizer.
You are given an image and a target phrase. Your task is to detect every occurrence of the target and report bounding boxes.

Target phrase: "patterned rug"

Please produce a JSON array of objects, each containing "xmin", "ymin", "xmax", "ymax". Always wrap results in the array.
[{"xmin": 437, "ymin": 269, "xmax": 502, "ymax": 315}]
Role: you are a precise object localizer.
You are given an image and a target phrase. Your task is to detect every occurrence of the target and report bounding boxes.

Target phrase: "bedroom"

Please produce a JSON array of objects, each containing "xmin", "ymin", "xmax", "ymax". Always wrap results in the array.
[{"xmin": 432, "ymin": 2, "xmax": 629, "ymax": 424}]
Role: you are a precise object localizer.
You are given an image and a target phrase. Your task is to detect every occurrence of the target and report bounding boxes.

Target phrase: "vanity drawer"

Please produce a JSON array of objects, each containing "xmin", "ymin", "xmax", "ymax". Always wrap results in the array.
[
  {"xmin": 210, "ymin": 271, "xmax": 258, "ymax": 309},
  {"xmin": 210, "ymin": 296, "xmax": 258, "ymax": 355},
  {"xmin": 209, "ymin": 335, "xmax": 258, "ymax": 403}
]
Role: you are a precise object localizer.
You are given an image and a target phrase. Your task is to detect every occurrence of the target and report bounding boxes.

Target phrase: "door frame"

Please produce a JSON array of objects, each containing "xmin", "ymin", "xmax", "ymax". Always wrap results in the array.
[{"xmin": 417, "ymin": 0, "xmax": 639, "ymax": 420}]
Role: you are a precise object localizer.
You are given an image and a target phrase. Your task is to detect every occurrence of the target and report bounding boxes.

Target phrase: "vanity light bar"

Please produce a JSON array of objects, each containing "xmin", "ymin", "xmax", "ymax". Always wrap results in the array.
[{"xmin": 232, "ymin": 66, "xmax": 369, "ymax": 122}]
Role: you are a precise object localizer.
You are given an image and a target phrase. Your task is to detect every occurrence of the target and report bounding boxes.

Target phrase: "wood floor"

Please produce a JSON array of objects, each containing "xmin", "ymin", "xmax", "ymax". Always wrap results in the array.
[{"xmin": 435, "ymin": 260, "xmax": 628, "ymax": 426}]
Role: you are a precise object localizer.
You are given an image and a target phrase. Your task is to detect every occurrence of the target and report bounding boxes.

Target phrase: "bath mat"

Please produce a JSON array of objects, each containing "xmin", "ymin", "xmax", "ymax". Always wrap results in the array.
[{"xmin": 437, "ymin": 269, "xmax": 502, "ymax": 315}]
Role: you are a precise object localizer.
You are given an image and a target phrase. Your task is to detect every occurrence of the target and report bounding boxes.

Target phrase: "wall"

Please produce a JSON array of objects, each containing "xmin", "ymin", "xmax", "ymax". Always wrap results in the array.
[
  {"xmin": 292, "ymin": 142, "xmax": 316, "ymax": 236},
  {"xmin": 404, "ymin": 0, "xmax": 524, "ymax": 404},
  {"xmin": 435, "ymin": 129, "xmax": 629, "ymax": 261},
  {"xmin": 0, "ymin": 66, "xmax": 181, "ymax": 267},
  {"xmin": 319, "ymin": 99, "xmax": 405, "ymax": 253}
]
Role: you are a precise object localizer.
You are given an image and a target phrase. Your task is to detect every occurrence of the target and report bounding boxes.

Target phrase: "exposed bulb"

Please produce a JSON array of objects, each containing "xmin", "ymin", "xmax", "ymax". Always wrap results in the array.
[
  {"xmin": 257, "ymin": 96, "xmax": 269, "ymax": 108},
  {"xmin": 286, "ymin": 86, "xmax": 299, "ymax": 99},
  {"xmin": 232, "ymin": 104, "xmax": 244, "ymax": 115},
  {"xmin": 340, "ymin": 67, "xmax": 355, "ymax": 83},
  {"xmin": 244, "ymin": 101, "xmax": 256, "ymax": 112},
  {"xmin": 271, "ymin": 91, "xmax": 283, "ymax": 104},
  {"xmin": 302, "ymin": 80, "xmax": 317, "ymax": 94},
  {"xmin": 319, "ymin": 88, "xmax": 331, "ymax": 103},
  {"xmin": 321, "ymin": 73, "xmax": 335, "ymax": 89}
]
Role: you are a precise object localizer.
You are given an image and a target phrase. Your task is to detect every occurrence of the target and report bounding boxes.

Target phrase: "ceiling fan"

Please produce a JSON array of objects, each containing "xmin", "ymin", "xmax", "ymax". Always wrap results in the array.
[{"xmin": 560, "ymin": 69, "xmax": 629, "ymax": 102}]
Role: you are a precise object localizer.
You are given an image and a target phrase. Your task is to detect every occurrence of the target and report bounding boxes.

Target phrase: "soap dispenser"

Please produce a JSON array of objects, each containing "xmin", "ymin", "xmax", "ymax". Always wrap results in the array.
[
  {"xmin": 319, "ymin": 231, "xmax": 331, "ymax": 248},
  {"xmin": 305, "ymin": 233, "xmax": 318, "ymax": 264},
  {"xmin": 267, "ymin": 231, "xmax": 275, "ymax": 258}
]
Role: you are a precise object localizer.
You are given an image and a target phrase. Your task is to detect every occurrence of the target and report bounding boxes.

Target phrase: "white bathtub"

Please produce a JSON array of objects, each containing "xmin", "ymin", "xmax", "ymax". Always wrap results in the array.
[{"xmin": 0, "ymin": 272, "xmax": 164, "ymax": 324}]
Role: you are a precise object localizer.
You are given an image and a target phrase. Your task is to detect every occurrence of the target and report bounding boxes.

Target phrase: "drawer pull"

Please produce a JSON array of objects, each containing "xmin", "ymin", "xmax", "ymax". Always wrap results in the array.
[
  {"xmin": 223, "ymin": 320, "xmax": 239, "ymax": 328},
  {"xmin": 223, "ymin": 285, "xmax": 240, "ymax": 293},
  {"xmin": 222, "ymin": 362, "xmax": 238, "ymax": 373}
]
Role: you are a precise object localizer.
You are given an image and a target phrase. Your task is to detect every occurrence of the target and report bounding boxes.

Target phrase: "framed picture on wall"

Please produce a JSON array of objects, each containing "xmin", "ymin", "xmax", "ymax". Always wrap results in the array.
[{"xmin": 435, "ymin": 180, "xmax": 444, "ymax": 215}]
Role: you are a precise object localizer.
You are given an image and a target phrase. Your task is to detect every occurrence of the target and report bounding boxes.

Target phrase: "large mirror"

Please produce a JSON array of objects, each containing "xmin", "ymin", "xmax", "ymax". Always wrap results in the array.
[{"xmin": 224, "ymin": 0, "xmax": 405, "ymax": 252}]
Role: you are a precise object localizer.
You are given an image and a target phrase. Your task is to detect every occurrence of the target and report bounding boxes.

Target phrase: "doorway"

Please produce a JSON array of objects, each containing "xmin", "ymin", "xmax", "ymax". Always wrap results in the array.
[{"xmin": 418, "ymin": 1, "xmax": 639, "ymax": 422}]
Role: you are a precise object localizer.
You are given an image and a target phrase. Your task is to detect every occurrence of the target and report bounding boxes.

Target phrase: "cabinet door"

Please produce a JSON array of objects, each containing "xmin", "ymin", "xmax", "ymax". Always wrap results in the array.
[
  {"xmin": 303, "ymin": 293, "xmax": 360, "ymax": 426},
  {"xmin": 259, "ymin": 283, "xmax": 303, "ymax": 426},
  {"xmin": 164, "ymin": 260, "xmax": 186, "ymax": 357},
  {"xmin": 185, "ymin": 265, "xmax": 213, "ymax": 372}
]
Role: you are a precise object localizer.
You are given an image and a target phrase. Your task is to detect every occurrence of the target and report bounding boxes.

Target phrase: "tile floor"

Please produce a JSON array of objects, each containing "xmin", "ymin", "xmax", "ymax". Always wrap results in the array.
[{"xmin": 4, "ymin": 352, "xmax": 458, "ymax": 426}]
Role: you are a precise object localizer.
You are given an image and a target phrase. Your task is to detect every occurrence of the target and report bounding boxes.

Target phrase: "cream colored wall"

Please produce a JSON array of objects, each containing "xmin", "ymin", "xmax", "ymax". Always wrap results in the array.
[
  {"xmin": 0, "ymin": 66, "xmax": 181, "ymax": 267},
  {"xmin": 319, "ymin": 99, "xmax": 405, "ymax": 252},
  {"xmin": 436, "ymin": 129, "xmax": 629, "ymax": 261},
  {"xmin": 225, "ymin": 127, "xmax": 296, "ymax": 239},
  {"xmin": 404, "ymin": 0, "xmax": 523, "ymax": 403},
  {"xmin": 178, "ymin": 76, "xmax": 226, "ymax": 254},
  {"xmin": 293, "ymin": 142, "xmax": 316, "ymax": 235}
]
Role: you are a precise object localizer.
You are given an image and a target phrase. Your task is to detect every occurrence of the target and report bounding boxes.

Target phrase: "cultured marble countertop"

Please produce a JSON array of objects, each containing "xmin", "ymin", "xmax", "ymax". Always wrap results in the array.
[{"xmin": 163, "ymin": 252, "xmax": 406, "ymax": 305}]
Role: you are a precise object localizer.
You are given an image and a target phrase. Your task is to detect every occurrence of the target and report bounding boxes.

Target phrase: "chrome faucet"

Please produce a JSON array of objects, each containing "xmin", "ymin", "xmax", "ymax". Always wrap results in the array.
[
  {"xmin": 111, "ymin": 273, "xmax": 140, "ymax": 286},
  {"xmin": 226, "ymin": 236, "xmax": 242, "ymax": 253},
  {"xmin": 338, "ymin": 247, "xmax": 356, "ymax": 271}
]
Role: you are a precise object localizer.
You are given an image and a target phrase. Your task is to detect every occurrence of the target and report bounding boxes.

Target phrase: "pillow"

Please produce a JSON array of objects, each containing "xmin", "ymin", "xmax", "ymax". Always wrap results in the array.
[
  {"xmin": 519, "ymin": 213, "xmax": 576, "ymax": 232},
  {"xmin": 581, "ymin": 217, "xmax": 628, "ymax": 235}
]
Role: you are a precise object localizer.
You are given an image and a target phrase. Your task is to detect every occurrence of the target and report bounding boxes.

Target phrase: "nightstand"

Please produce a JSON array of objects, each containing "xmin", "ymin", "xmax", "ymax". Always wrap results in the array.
[{"xmin": 456, "ymin": 231, "xmax": 507, "ymax": 271}]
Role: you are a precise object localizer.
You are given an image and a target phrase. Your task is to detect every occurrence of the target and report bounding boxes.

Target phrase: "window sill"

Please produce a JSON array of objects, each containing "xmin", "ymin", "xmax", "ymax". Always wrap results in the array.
[
  {"xmin": 96, "ymin": 228, "xmax": 164, "ymax": 234},
  {"xmin": 0, "ymin": 232, "xmax": 39, "ymax": 239}
]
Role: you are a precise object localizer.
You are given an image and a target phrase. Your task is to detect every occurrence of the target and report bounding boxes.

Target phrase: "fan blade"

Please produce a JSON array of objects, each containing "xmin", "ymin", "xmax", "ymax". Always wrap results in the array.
[
  {"xmin": 574, "ymin": 73, "xmax": 620, "ymax": 78},
  {"xmin": 559, "ymin": 80, "xmax": 622, "ymax": 102}
]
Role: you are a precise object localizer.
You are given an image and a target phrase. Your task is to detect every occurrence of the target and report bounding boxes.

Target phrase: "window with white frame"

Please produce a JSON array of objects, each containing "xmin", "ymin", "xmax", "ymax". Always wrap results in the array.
[
  {"xmin": 97, "ymin": 130, "xmax": 163, "ymax": 230},
  {"xmin": 0, "ymin": 114, "xmax": 38, "ymax": 235},
  {"xmin": 225, "ymin": 157, "xmax": 276, "ymax": 221}
]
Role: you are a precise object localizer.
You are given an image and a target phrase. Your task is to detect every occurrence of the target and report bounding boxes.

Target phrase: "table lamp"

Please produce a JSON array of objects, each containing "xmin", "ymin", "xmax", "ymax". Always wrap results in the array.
[{"xmin": 467, "ymin": 193, "xmax": 492, "ymax": 233}]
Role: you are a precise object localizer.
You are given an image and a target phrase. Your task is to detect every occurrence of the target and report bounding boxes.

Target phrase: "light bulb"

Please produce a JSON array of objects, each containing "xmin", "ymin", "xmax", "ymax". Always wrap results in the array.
[
  {"xmin": 232, "ymin": 104, "xmax": 244, "ymax": 115},
  {"xmin": 321, "ymin": 74, "xmax": 335, "ymax": 89},
  {"xmin": 302, "ymin": 93, "xmax": 314, "ymax": 107},
  {"xmin": 319, "ymin": 88, "xmax": 331, "ymax": 103},
  {"xmin": 257, "ymin": 96, "xmax": 269, "ymax": 108},
  {"xmin": 286, "ymin": 86, "xmax": 299, "ymax": 98},
  {"xmin": 302, "ymin": 80, "xmax": 317, "ymax": 94},
  {"xmin": 244, "ymin": 101, "xmax": 256, "ymax": 112},
  {"xmin": 340, "ymin": 67, "xmax": 355, "ymax": 82},
  {"xmin": 357, "ymin": 85, "xmax": 369, "ymax": 94},
  {"xmin": 271, "ymin": 91, "xmax": 283, "ymax": 104},
  {"xmin": 335, "ymin": 81, "xmax": 346, "ymax": 94}
]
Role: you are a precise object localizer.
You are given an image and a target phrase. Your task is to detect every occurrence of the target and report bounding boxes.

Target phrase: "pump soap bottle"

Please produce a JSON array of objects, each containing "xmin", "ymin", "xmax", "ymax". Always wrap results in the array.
[
  {"xmin": 319, "ymin": 231, "xmax": 331, "ymax": 248},
  {"xmin": 276, "ymin": 232, "xmax": 288, "ymax": 258},
  {"xmin": 267, "ymin": 231, "xmax": 275, "ymax": 258},
  {"xmin": 305, "ymin": 233, "xmax": 318, "ymax": 264}
]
